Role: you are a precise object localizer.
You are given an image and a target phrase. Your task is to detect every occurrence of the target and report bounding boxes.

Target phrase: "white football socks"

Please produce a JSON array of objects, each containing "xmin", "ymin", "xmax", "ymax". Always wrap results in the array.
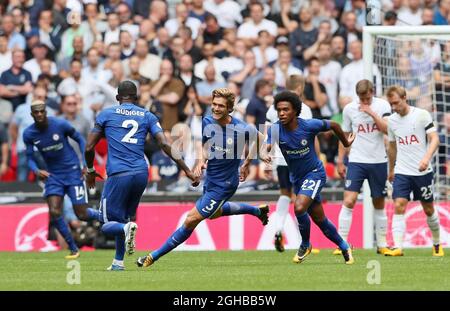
[
  {"xmin": 338, "ymin": 205, "xmax": 353, "ymax": 242},
  {"xmin": 392, "ymin": 214, "xmax": 406, "ymax": 249},
  {"xmin": 374, "ymin": 209, "xmax": 388, "ymax": 248},
  {"xmin": 426, "ymin": 210, "xmax": 441, "ymax": 245},
  {"xmin": 275, "ymin": 195, "xmax": 291, "ymax": 233}
]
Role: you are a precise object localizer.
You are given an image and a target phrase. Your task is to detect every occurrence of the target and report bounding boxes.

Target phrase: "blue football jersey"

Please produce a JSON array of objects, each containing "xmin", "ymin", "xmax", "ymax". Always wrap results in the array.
[
  {"xmin": 93, "ymin": 103, "xmax": 163, "ymax": 176},
  {"xmin": 23, "ymin": 117, "xmax": 83, "ymax": 177},
  {"xmin": 267, "ymin": 118, "xmax": 330, "ymax": 182},
  {"xmin": 202, "ymin": 116, "xmax": 257, "ymax": 189}
]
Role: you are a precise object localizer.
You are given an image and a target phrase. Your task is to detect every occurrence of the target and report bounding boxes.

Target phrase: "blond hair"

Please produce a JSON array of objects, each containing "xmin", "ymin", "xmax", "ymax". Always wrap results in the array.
[
  {"xmin": 212, "ymin": 88, "xmax": 236, "ymax": 112},
  {"xmin": 355, "ymin": 79, "xmax": 374, "ymax": 96},
  {"xmin": 286, "ymin": 75, "xmax": 305, "ymax": 92},
  {"xmin": 386, "ymin": 85, "xmax": 407, "ymax": 98}
]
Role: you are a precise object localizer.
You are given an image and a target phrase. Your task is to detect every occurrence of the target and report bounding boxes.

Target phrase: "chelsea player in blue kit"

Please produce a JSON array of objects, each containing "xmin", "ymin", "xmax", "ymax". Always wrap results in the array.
[
  {"xmin": 267, "ymin": 91, "xmax": 356, "ymax": 264},
  {"xmin": 23, "ymin": 100, "xmax": 99, "ymax": 259},
  {"xmin": 85, "ymin": 81, "xmax": 198, "ymax": 271},
  {"xmin": 136, "ymin": 88, "xmax": 270, "ymax": 268}
]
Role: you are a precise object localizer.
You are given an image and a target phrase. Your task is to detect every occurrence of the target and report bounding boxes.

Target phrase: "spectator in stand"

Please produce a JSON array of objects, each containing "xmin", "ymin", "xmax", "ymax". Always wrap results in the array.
[
  {"xmin": 0, "ymin": 122, "xmax": 8, "ymax": 180},
  {"xmin": 0, "ymin": 49, "xmax": 33, "ymax": 111},
  {"xmin": 165, "ymin": 3, "xmax": 201, "ymax": 40},
  {"xmin": 119, "ymin": 30, "xmax": 134, "ymax": 60},
  {"xmin": 2, "ymin": 14, "xmax": 26, "ymax": 50},
  {"xmin": 331, "ymin": 35, "xmax": 351, "ymax": 67},
  {"xmin": 139, "ymin": 18, "xmax": 157, "ymax": 43},
  {"xmin": 303, "ymin": 57, "xmax": 328, "ymax": 119},
  {"xmin": 246, "ymin": 79, "xmax": 273, "ymax": 128},
  {"xmin": 103, "ymin": 12, "xmax": 121, "ymax": 46},
  {"xmin": 146, "ymin": 0, "xmax": 168, "ymax": 29},
  {"xmin": 194, "ymin": 42, "xmax": 225, "ymax": 82},
  {"xmin": 116, "ymin": 2, "xmax": 139, "ymax": 39},
  {"xmin": 0, "ymin": 33, "xmax": 12, "ymax": 75},
  {"xmin": 289, "ymin": 5, "xmax": 318, "ymax": 70},
  {"xmin": 230, "ymin": 50, "xmax": 263, "ymax": 100},
  {"xmin": 178, "ymin": 26, "xmax": 203, "ymax": 64},
  {"xmin": 237, "ymin": 1, "xmax": 277, "ymax": 48},
  {"xmin": 126, "ymin": 37, "xmax": 161, "ymax": 82},
  {"xmin": 421, "ymin": 7, "xmax": 435, "ymax": 25},
  {"xmin": 149, "ymin": 59, "xmax": 185, "ymax": 130},
  {"xmin": 204, "ymin": 0, "xmax": 243, "ymax": 29},
  {"xmin": 267, "ymin": 0, "xmax": 299, "ymax": 36},
  {"xmin": 316, "ymin": 40, "xmax": 342, "ymax": 118},
  {"xmin": 433, "ymin": 0, "xmax": 450, "ymax": 25},
  {"xmin": 252, "ymin": 30, "xmax": 278, "ymax": 69},
  {"xmin": 339, "ymin": 40, "xmax": 382, "ymax": 106},
  {"xmin": 195, "ymin": 13, "xmax": 227, "ymax": 58},
  {"xmin": 23, "ymin": 42, "xmax": 57, "ymax": 82},
  {"xmin": 334, "ymin": 11, "xmax": 362, "ymax": 48},
  {"xmin": 397, "ymin": 0, "xmax": 423, "ymax": 26},
  {"xmin": 34, "ymin": 9, "xmax": 63, "ymax": 55},
  {"xmin": 57, "ymin": 35, "xmax": 85, "ymax": 77},
  {"xmin": 188, "ymin": 0, "xmax": 209, "ymax": 23},
  {"xmin": 196, "ymin": 64, "xmax": 226, "ymax": 111},
  {"xmin": 149, "ymin": 27, "xmax": 171, "ymax": 59},
  {"xmin": 177, "ymin": 53, "xmax": 202, "ymax": 88},
  {"xmin": 273, "ymin": 47, "xmax": 302, "ymax": 89},
  {"xmin": 383, "ymin": 11, "xmax": 398, "ymax": 25}
]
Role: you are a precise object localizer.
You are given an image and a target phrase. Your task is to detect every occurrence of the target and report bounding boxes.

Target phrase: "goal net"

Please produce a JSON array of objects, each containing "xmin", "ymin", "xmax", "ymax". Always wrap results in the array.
[{"xmin": 362, "ymin": 26, "xmax": 450, "ymax": 249}]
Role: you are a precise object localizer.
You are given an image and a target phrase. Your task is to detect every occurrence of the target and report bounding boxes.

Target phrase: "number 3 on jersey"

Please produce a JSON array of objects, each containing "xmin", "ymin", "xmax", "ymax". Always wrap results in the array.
[{"xmin": 121, "ymin": 119, "xmax": 138, "ymax": 144}]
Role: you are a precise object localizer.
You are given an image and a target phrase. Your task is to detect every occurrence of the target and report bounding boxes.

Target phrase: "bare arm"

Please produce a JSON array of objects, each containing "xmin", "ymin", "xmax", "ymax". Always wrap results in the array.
[
  {"xmin": 310, "ymin": 80, "xmax": 328, "ymax": 108},
  {"xmin": 418, "ymin": 131, "xmax": 440, "ymax": 172},
  {"xmin": 330, "ymin": 121, "xmax": 354, "ymax": 147},
  {"xmin": 387, "ymin": 141, "xmax": 397, "ymax": 182},
  {"xmin": 154, "ymin": 131, "xmax": 198, "ymax": 185},
  {"xmin": 0, "ymin": 84, "xmax": 19, "ymax": 97},
  {"xmin": 157, "ymin": 92, "xmax": 180, "ymax": 105}
]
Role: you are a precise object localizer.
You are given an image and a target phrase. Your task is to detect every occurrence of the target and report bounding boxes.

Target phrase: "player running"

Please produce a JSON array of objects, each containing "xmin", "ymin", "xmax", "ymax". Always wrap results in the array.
[
  {"xmin": 265, "ymin": 75, "xmax": 318, "ymax": 253},
  {"xmin": 85, "ymin": 81, "xmax": 198, "ymax": 271},
  {"xmin": 335, "ymin": 79, "xmax": 391, "ymax": 255},
  {"xmin": 384, "ymin": 86, "xmax": 443, "ymax": 257},
  {"xmin": 266, "ymin": 91, "xmax": 355, "ymax": 264},
  {"xmin": 23, "ymin": 100, "xmax": 99, "ymax": 259},
  {"xmin": 136, "ymin": 88, "xmax": 270, "ymax": 268}
]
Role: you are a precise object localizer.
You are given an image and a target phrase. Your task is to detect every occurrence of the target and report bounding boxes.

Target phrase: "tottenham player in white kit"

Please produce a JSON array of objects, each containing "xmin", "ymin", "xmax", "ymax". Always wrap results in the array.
[
  {"xmin": 384, "ymin": 86, "xmax": 444, "ymax": 257},
  {"xmin": 266, "ymin": 75, "xmax": 318, "ymax": 252},
  {"xmin": 336, "ymin": 80, "xmax": 391, "ymax": 255}
]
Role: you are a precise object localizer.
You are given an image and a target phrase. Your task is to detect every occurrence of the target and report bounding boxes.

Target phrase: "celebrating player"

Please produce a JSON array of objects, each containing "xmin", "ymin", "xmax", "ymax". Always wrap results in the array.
[
  {"xmin": 85, "ymin": 81, "xmax": 198, "ymax": 271},
  {"xmin": 266, "ymin": 91, "xmax": 355, "ymax": 264},
  {"xmin": 265, "ymin": 75, "xmax": 319, "ymax": 253},
  {"xmin": 335, "ymin": 79, "xmax": 391, "ymax": 255},
  {"xmin": 384, "ymin": 86, "xmax": 443, "ymax": 257},
  {"xmin": 136, "ymin": 88, "xmax": 270, "ymax": 268},
  {"xmin": 23, "ymin": 100, "xmax": 99, "ymax": 259}
]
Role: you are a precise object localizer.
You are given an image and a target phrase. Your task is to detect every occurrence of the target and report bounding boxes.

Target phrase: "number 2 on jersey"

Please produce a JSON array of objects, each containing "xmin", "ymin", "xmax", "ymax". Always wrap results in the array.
[{"xmin": 121, "ymin": 120, "xmax": 138, "ymax": 144}]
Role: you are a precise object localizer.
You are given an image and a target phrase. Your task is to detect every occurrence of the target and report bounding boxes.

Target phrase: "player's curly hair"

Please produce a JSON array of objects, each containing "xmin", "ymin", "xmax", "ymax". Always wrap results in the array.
[
  {"xmin": 274, "ymin": 91, "xmax": 302, "ymax": 116},
  {"xmin": 212, "ymin": 88, "xmax": 235, "ymax": 112}
]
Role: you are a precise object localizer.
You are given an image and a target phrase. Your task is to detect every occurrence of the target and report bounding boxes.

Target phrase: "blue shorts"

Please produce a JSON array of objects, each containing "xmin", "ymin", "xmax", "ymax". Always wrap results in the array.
[
  {"xmin": 99, "ymin": 170, "xmax": 148, "ymax": 223},
  {"xmin": 392, "ymin": 173, "xmax": 434, "ymax": 202},
  {"xmin": 44, "ymin": 173, "xmax": 88, "ymax": 206},
  {"xmin": 345, "ymin": 162, "xmax": 387, "ymax": 198},
  {"xmin": 196, "ymin": 185, "xmax": 236, "ymax": 219},
  {"xmin": 277, "ymin": 165, "xmax": 292, "ymax": 190},
  {"xmin": 293, "ymin": 169, "xmax": 326, "ymax": 202}
]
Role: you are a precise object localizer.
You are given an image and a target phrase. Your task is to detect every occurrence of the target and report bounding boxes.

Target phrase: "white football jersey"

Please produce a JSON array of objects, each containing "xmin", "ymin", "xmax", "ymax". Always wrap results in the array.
[
  {"xmin": 387, "ymin": 107, "xmax": 436, "ymax": 176},
  {"xmin": 342, "ymin": 97, "xmax": 391, "ymax": 164},
  {"xmin": 266, "ymin": 102, "xmax": 313, "ymax": 166}
]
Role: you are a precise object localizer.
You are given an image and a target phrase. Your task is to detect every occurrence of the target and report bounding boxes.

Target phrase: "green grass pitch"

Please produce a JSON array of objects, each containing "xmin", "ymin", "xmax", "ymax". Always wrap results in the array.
[{"xmin": 0, "ymin": 249, "xmax": 449, "ymax": 291}]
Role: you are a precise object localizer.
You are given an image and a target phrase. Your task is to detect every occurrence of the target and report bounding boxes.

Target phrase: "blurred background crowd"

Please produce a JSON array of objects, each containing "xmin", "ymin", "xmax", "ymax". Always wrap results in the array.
[{"xmin": 0, "ymin": 0, "xmax": 449, "ymax": 194}]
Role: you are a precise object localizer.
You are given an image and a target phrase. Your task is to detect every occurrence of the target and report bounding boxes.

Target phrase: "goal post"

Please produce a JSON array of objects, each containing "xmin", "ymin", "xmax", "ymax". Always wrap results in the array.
[{"xmin": 362, "ymin": 25, "xmax": 450, "ymax": 249}]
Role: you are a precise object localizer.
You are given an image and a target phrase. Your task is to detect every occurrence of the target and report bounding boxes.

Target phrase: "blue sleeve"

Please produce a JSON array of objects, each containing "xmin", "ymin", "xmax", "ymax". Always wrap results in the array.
[
  {"xmin": 307, "ymin": 119, "xmax": 331, "ymax": 134},
  {"xmin": 92, "ymin": 110, "xmax": 107, "ymax": 134},
  {"xmin": 0, "ymin": 72, "xmax": 6, "ymax": 84},
  {"xmin": 24, "ymin": 70, "xmax": 32, "ymax": 83},
  {"xmin": 147, "ymin": 112, "xmax": 163, "ymax": 137},
  {"xmin": 23, "ymin": 132, "xmax": 39, "ymax": 173},
  {"xmin": 201, "ymin": 117, "xmax": 209, "ymax": 145},
  {"xmin": 62, "ymin": 120, "xmax": 87, "ymax": 166}
]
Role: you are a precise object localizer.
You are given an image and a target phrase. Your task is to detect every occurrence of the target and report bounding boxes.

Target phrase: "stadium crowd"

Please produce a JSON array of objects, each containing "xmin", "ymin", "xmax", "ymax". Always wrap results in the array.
[{"xmin": 0, "ymin": 0, "xmax": 449, "ymax": 192}]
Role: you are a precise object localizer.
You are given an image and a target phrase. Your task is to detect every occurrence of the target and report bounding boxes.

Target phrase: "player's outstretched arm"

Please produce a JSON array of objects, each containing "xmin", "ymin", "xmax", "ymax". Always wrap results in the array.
[
  {"xmin": 330, "ymin": 121, "xmax": 355, "ymax": 148},
  {"xmin": 85, "ymin": 131, "xmax": 104, "ymax": 188},
  {"xmin": 155, "ymin": 131, "xmax": 200, "ymax": 186},
  {"xmin": 387, "ymin": 141, "xmax": 397, "ymax": 182}
]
